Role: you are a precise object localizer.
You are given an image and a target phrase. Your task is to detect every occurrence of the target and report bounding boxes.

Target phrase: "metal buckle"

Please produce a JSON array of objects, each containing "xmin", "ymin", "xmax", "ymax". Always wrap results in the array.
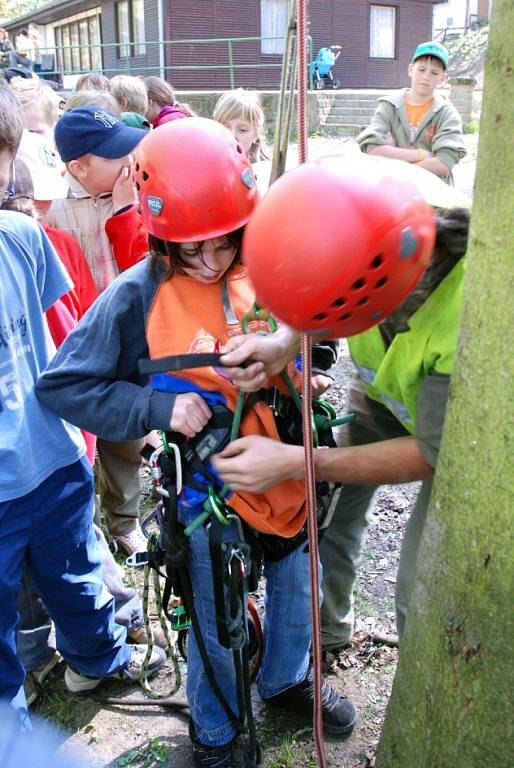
[{"xmin": 150, "ymin": 443, "xmax": 183, "ymax": 496}]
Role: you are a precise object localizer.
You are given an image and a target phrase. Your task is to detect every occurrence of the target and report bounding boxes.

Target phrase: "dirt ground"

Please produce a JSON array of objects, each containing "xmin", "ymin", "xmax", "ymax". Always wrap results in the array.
[{"xmin": 33, "ymin": 134, "xmax": 478, "ymax": 767}]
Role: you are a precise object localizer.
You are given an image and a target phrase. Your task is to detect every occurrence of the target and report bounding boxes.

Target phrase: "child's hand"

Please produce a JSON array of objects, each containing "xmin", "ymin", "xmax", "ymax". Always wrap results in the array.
[
  {"xmin": 311, "ymin": 373, "xmax": 333, "ymax": 399},
  {"xmin": 112, "ymin": 165, "xmax": 138, "ymax": 213},
  {"xmin": 170, "ymin": 393, "xmax": 212, "ymax": 438}
]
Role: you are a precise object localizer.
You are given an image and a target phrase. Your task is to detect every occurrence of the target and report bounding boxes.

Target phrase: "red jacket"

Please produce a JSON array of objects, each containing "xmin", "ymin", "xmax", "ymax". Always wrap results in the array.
[
  {"xmin": 152, "ymin": 105, "xmax": 188, "ymax": 128},
  {"xmin": 105, "ymin": 204, "xmax": 149, "ymax": 271}
]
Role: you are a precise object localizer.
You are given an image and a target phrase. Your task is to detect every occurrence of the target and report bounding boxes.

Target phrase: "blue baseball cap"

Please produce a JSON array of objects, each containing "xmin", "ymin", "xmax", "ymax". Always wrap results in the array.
[
  {"xmin": 55, "ymin": 105, "xmax": 147, "ymax": 162},
  {"xmin": 412, "ymin": 41, "xmax": 449, "ymax": 70}
]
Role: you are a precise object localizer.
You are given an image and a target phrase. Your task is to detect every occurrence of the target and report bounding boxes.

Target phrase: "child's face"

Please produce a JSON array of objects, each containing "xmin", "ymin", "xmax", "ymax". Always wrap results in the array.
[
  {"xmin": 408, "ymin": 58, "xmax": 447, "ymax": 100},
  {"xmin": 23, "ymin": 104, "xmax": 55, "ymax": 143},
  {"xmin": 223, "ymin": 118, "xmax": 259, "ymax": 156},
  {"xmin": 177, "ymin": 237, "xmax": 236, "ymax": 283},
  {"xmin": 68, "ymin": 153, "xmax": 133, "ymax": 196}
]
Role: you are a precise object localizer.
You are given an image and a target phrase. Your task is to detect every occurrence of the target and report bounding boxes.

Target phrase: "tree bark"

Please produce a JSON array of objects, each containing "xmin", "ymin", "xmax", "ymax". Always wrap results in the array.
[{"xmin": 376, "ymin": 3, "xmax": 514, "ymax": 766}]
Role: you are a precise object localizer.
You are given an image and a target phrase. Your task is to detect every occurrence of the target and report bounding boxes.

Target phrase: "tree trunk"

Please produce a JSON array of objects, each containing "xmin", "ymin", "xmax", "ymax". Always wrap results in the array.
[{"xmin": 376, "ymin": 2, "xmax": 514, "ymax": 766}]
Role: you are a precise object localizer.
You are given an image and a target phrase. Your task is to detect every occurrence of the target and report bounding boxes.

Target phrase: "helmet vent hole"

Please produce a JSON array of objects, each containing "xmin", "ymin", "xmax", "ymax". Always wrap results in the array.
[
  {"xmin": 370, "ymin": 254, "xmax": 383, "ymax": 269},
  {"xmin": 338, "ymin": 312, "xmax": 352, "ymax": 322},
  {"xmin": 356, "ymin": 296, "xmax": 369, "ymax": 306},
  {"xmin": 313, "ymin": 312, "xmax": 328, "ymax": 321},
  {"xmin": 135, "ymin": 182, "xmax": 140, "ymax": 191},
  {"xmin": 135, "ymin": 163, "xmax": 139, "ymax": 172},
  {"xmin": 351, "ymin": 278, "xmax": 366, "ymax": 291},
  {"xmin": 142, "ymin": 170, "xmax": 149, "ymax": 182},
  {"xmin": 236, "ymin": 144, "xmax": 243, "ymax": 154},
  {"xmin": 331, "ymin": 297, "xmax": 346, "ymax": 308},
  {"xmin": 374, "ymin": 276, "xmax": 388, "ymax": 289}
]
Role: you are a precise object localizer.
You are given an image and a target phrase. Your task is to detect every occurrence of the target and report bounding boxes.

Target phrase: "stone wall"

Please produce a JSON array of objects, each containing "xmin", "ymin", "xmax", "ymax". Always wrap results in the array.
[
  {"xmin": 176, "ymin": 91, "xmax": 321, "ymax": 132},
  {"xmin": 447, "ymin": 77, "xmax": 477, "ymax": 125}
]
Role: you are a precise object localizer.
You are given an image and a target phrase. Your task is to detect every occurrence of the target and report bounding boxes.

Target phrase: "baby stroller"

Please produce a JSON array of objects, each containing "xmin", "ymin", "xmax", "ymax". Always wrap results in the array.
[{"xmin": 309, "ymin": 45, "xmax": 341, "ymax": 90}]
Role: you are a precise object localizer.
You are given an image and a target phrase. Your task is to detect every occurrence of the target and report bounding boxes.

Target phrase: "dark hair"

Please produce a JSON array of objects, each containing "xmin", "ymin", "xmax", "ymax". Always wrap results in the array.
[
  {"xmin": 386, "ymin": 207, "xmax": 470, "ymax": 325},
  {"xmin": 413, "ymin": 55, "xmax": 446, "ymax": 71},
  {"xmin": 148, "ymin": 227, "xmax": 245, "ymax": 281},
  {"xmin": 19, "ymin": 28, "xmax": 29, "ymax": 36},
  {"xmin": 0, "ymin": 83, "xmax": 23, "ymax": 153},
  {"xmin": 432, "ymin": 207, "xmax": 470, "ymax": 268}
]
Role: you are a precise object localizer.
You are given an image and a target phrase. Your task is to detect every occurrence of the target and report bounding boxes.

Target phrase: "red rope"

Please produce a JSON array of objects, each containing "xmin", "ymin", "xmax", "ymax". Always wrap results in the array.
[{"xmin": 297, "ymin": 3, "xmax": 327, "ymax": 763}]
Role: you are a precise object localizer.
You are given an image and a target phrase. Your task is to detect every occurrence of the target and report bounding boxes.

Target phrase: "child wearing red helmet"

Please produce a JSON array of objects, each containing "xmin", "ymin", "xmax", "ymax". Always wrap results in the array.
[
  {"xmin": 212, "ymin": 157, "xmax": 470, "ymax": 650},
  {"xmin": 38, "ymin": 118, "xmax": 356, "ymax": 767}
]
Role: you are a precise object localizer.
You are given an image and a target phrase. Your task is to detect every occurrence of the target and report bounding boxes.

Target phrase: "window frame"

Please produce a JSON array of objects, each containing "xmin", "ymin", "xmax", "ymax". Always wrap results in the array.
[
  {"xmin": 260, "ymin": 0, "xmax": 288, "ymax": 56},
  {"xmin": 369, "ymin": 3, "xmax": 398, "ymax": 60},
  {"xmin": 54, "ymin": 12, "xmax": 101, "ymax": 74},
  {"xmin": 115, "ymin": 0, "xmax": 146, "ymax": 59}
]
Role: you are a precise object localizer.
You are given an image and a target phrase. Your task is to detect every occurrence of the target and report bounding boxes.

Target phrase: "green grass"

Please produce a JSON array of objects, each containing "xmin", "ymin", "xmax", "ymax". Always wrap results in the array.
[
  {"xmin": 36, "ymin": 689, "xmax": 85, "ymax": 731},
  {"xmin": 117, "ymin": 737, "xmax": 172, "ymax": 767},
  {"xmin": 353, "ymin": 578, "xmax": 376, "ymax": 617},
  {"xmin": 463, "ymin": 120, "xmax": 479, "ymax": 134}
]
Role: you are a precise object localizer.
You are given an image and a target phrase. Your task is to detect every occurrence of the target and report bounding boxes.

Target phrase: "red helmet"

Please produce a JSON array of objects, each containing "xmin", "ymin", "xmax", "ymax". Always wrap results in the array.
[
  {"xmin": 242, "ymin": 156, "xmax": 435, "ymax": 337},
  {"xmin": 134, "ymin": 117, "xmax": 258, "ymax": 242}
]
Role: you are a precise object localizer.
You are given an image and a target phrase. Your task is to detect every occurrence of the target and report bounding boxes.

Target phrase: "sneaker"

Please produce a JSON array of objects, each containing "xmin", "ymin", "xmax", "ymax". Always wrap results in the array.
[
  {"xmin": 263, "ymin": 668, "xmax": 357, "ymax": 735},
  {"xmin": 190, "ymin": 722, "xmax": 239, "ymax": 768},
  {"xmin": 24, "ymin": 651, "xmax": 63, "ymax": 706},
  {"xmin": 114, "ymin": 525, "xmax": 148, "ymax": 556},
  {"xmin": 64, "ymin": 643, "xmax": 166, "ymax": 694},
  {"xmin": 128, "ymin": 624, "xmax": 168, "ymax": 649}
]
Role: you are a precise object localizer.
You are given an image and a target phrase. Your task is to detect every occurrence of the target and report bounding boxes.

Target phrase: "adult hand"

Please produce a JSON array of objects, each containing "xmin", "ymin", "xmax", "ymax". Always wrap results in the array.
[
  {"xmin": 220, "ymin": 328, "xmax": 300, "ymax": 392},
  {"xmin": 170, "ymin": 393, "xmax": 212, "ymax": 438},
  {"xmin": 112, "ymin": 165, "xmax": 137, "ymax": 213},
  {"xmin": 311, "ymin": 374, "xmax": 333, "ymax": 399},
  {"xmin": 212, "ymin": 436, "xmax": 304, "ymax": 493}
]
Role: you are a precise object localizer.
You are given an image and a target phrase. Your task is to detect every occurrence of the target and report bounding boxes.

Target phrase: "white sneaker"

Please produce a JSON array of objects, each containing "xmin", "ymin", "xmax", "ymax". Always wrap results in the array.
[
  {"xmin": 114, "ymin": 525, "xmax": 148, "ymax": 556},
  {"xmin": 64, "ymin": 644, "xmax": 166, "ymax": 693}
]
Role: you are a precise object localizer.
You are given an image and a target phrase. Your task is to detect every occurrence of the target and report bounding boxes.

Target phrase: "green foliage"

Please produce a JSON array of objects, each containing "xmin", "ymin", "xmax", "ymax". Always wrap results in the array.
[
  {"xmin": 446, "ymin": 25, "xmax": 489, "ymax": 77},
  {"xmin": 117, "ymin": 738, "xmax": 172, "ymax": 767},
  {"xmin": 0, "ymin": 0, "xmax": 46, "ymax": 24},
  {"xmin": 462, "ymin": 119, "xmax": 480, "ymax": 134}
]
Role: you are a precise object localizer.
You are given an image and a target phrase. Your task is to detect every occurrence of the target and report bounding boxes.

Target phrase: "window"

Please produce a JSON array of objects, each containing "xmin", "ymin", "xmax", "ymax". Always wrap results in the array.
[
  {"xmin": 261, "ymin": 0, "xmax": 288, "ymax": 55},
  {"xmin": 54, "ymin": 13, "xmax": 101, "ymax": 74},
  {"xmin": 369, "ymin": 5, "xmax": 396, "ymax": 59},
  {"xmin": 116, "ymin": 0, "xmax": 146, "ymax": 58}
]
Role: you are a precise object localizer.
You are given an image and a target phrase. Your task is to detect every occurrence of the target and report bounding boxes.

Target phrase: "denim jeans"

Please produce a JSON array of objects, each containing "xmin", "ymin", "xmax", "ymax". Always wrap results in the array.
[
  {"xmin": 180, "ymin": 507, "xmax": 312, "ymax": 747},
  {"xmin": 16, "ymin": 524, "xmax": 144, "ymax": 673},
  {"xmin": 0, "ymin": 458, "xmax": 132, "ymax": 705}
]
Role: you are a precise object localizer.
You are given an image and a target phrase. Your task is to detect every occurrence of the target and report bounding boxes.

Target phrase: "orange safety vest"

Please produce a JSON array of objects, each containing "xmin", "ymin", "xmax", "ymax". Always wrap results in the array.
[{"xmin": 146, "ymin": 264, "xmax": 307, "ymax": 538}]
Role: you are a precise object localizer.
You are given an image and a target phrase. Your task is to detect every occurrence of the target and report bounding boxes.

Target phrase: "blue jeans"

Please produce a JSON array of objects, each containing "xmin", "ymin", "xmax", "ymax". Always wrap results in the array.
[
  {"xmin": 0, "ymin": 458, "xmax": 132, "ymax": 705},
  {"xmin": 17, "ymin": 524, "xmax": 144, "ymax": 672},
  {"xmin": 181, "ymin": 508, "xmax": 312, "ymax": 747}
]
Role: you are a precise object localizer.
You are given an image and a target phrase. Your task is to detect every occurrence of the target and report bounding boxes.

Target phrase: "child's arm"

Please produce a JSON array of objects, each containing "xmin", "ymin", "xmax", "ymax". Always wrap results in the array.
[
  {"xmin": 357, "ymin": 102, "xmax": 412, "ymax": 157},
  {"xmin": 423, "ymin": 105, "xmax": 467, "ymax": 177},
  {"xmin": 106, "ymin": 205, "xmax": 148, "ymax": 271},
  {"xmin": 37, "ymin": 267, "xmax": 176, "ymax": 442},
  {"xmin": 105, "ymin": 165, "xmax": 148, "ymax": 271}
]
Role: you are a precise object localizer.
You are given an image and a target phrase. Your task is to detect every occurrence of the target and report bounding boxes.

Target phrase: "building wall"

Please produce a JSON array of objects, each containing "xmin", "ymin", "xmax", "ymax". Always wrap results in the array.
[
  {"xmin": 100, "ymin": 0, "xmax": 161, "ymax": 78},
  {"xmin": 164, "ymin": 0, "xmax": 435, "ymax": 89}
]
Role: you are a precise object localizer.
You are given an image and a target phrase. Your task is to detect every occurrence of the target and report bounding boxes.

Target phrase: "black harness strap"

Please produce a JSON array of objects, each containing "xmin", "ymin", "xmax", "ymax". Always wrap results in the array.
[{"xmin": 139, "ymin": 353, "xmax": 226, "ymax": 375}]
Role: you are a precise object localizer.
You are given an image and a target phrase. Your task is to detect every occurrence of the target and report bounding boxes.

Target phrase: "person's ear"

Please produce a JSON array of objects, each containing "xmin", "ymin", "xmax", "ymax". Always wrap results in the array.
[
  {"xmin": 67, "ymin": 158, "xmax": 87, "ymax": 180},
  {"xmin": 439, "ymin": 71, "xmax": 448, "ymax": 86},
  {"xmin": 407, "ymin": 62, "xmax": 414, "ymax": 77}
]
